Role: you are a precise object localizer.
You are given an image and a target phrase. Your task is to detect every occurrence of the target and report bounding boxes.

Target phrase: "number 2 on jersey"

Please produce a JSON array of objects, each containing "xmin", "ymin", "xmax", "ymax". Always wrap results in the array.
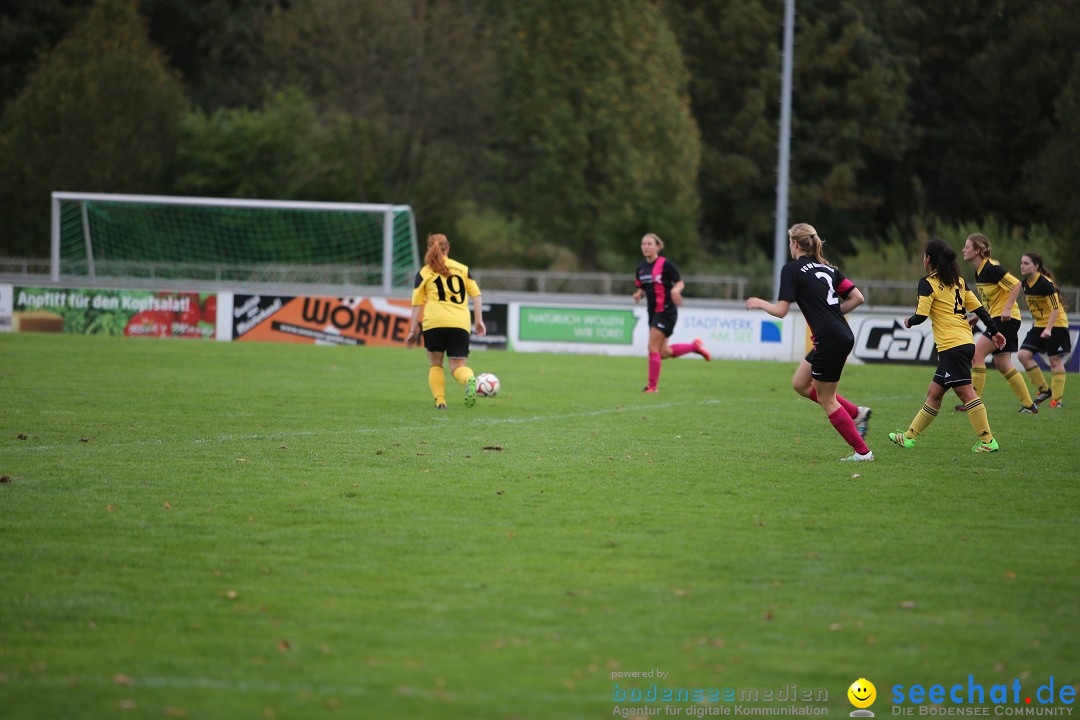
[{"xmin": 814, "ymin": 271, "xmax": 840, "ymax": 306}]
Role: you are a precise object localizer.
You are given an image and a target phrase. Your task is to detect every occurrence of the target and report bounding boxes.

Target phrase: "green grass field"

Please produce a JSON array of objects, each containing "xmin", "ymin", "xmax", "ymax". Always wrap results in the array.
[{"xmin": 1, "ymin": 333, "xmax": 1077, "ymax": 719}]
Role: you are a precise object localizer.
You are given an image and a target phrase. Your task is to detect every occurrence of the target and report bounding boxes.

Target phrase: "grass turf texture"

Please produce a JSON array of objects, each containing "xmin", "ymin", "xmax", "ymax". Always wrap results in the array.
[{"xmin": 1, "ymin": 333, "xmax": 1077, "ymax": 719}]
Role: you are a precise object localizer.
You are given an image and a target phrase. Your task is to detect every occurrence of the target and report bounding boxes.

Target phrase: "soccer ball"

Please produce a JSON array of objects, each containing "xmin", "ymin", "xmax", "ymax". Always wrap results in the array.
[{"xmin": 476, "ymin": 372, "xmax": 500, "ymax": 397}]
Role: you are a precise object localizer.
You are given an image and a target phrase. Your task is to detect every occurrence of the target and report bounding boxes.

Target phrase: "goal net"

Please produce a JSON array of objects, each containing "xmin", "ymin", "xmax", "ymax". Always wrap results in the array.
[{"xmin": 50, "ymin": 192, "xmax": 419, "ymax": 292}]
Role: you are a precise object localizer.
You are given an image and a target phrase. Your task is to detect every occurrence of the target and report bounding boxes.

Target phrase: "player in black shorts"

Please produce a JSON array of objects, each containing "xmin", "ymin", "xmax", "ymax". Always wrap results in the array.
[
  {"xmin": 1018, "ymin": 252, "xmax": 1071, "ymax": 408},
  {"xmin": 889, "ymin": 239, "xmax": 1005, "ymax": 453},
  {"xmin": 632, "ymin": 233, "xmax": 709, "ymax": 393},
  {"xmin": 406, "ymin": 233, "xmax": 486, "ymax": 409},
  {"xmin": 746, "ymin": 223, "xmax": 873, "ymax": 462},
  {"xmin": 957, "ymin": 233, "xmax": 1036, "ymax": 413}
]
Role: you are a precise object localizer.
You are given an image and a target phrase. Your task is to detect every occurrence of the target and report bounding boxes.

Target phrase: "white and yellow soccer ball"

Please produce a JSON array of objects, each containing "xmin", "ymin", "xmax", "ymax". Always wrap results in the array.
[{"xmin": 475, "ymin": 372, "xmax": 500, "ymax": 397}]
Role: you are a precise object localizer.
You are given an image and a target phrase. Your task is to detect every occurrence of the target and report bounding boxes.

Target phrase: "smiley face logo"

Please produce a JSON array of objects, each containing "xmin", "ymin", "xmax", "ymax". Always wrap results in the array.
[{"xmin": 848, "ymin": 678, "xmax": 877, "ymax": 709}]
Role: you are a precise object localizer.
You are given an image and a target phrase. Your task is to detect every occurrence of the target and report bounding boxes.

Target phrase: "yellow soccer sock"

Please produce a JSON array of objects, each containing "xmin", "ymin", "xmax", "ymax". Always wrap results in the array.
[
  {"xmin": 1026, "ymin": 366, "xmax": 1048, "ymax": 394},
  {"xmin": 1004, "ymin": 368, "xmax": 1033, "ymax": 406},
  {"xmin": 907, "ymin": 404, "xmax": 938, "ymax": 439},
  {"xmin": 963, "ymin": 397, "xmax": 994, "ymax": 444},
  {"xmin": 971, "ymin": 366, "xmax": 987, "ymax": 396},
  {"xmin": 429, "ymin": 365, "xmax": 446, "ymax": 404},
  {"xmin": 1052, "ymin": 371, "xmax": 1066, "ymax": 401},
  {"xmin": 452, "ymin": 366, "xmax": 474, "ymax": 386}
]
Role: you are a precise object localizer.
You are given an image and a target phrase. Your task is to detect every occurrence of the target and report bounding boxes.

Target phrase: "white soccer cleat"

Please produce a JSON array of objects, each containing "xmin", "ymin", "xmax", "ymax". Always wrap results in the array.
[{"xmin": 840, "ymin": 450, "xmax": 874, "ymax": 462}]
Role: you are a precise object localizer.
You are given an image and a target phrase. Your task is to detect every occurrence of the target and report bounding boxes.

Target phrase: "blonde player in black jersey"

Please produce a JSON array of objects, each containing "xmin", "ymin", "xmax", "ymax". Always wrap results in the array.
[
  {"xmin": 889, "ymin": 239, "xmax": 1006, "ymax": 453},
  {"xmin": 746, "ymin": 223, "xmax": 873, "ymax": 462},
  {"xmin": 957, "ymin": 233, "xmax": 1037, "ymax": 413},
  {"xmin": 1018, "ymin": 252, "xmax": 1071, "ymax": 408},
  {"xmin": 406, "ymin": 233, "xmax": 486, "ymax": 409}
]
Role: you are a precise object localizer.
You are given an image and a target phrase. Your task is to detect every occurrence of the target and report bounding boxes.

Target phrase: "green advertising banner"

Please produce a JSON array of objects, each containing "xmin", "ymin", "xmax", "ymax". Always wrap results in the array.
[{"xmin": 519, "ymin": 306, "xmax": 638, "ymax": 344}]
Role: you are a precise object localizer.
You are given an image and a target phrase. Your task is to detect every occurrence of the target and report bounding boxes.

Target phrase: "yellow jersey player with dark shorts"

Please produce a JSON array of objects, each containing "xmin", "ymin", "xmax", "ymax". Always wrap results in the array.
[
  {"xmin": 889, "ymin": 239, "xmax": 1006, "ymax": 453},
  {"xmin": 1018, "ymin": 252, "xmax": 1071, "ymax": 408},
  {"xmin": 958, "ymin": 233, "xmax": 1037, "ymax": 413},
  {"xmin": 406, "ymin": 233, "xmax": 486, "ymax": 409}
]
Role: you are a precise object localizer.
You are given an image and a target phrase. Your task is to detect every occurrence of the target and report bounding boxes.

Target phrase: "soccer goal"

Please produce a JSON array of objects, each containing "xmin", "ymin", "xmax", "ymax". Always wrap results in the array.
[{"xmin": 50, "ymin": 192, "xmax": 419, "ymax": 293}]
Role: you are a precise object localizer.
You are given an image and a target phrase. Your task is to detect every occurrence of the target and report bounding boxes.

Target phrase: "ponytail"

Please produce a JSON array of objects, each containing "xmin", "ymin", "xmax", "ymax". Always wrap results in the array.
[
  {"xmin": 788, "ymin": 223, "xmax": 830, "ymax": 266},
  {"xmin": 425, "ymin": 233, "xmax": 451, "ymax": 278},
  {"xmin": 966, "ymin": 233, "xmax": 991, "ymax": 258},
  {"xmin": 925, "ymin": 239, "xmax": 960, "ymax": 287}
]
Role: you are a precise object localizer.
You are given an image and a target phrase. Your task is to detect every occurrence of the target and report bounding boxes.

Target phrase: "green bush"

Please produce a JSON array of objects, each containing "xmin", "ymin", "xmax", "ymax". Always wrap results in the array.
[
  {"xmin": 840, "ymin": 217, "xmax": 1068, "ymax": 283},
  {"xmin": 452, "ymin": 203, "xmax": 577, "ymax": 271}
]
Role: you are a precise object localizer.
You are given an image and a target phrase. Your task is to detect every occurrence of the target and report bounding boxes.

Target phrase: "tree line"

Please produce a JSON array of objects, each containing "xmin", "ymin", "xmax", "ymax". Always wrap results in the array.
[{"xmin": 1, "ymin": 0, "xmax": 1077, "ymax": 282}]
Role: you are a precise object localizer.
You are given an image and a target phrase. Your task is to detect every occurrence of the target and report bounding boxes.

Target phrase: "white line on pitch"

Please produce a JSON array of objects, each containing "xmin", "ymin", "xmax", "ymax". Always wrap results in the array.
[{"xmin": 6, "ymin": 399, "xmax": 724, "ymax": 452}]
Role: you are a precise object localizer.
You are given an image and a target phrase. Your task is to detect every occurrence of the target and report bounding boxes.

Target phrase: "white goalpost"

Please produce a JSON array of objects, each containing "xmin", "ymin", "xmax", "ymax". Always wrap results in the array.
[{"xmin": 50, "ymin": 192, "xmax": 420, "ymax": 293}]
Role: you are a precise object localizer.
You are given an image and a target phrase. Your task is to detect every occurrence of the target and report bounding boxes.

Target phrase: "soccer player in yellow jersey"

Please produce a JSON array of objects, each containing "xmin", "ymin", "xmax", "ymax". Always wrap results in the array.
[
  {"xmin": 1018, "ymin": 252, "xmax": 1071, "ymax": 408},
  {"xmin": 889, "ymin": 239, "xmax": 1006, "ymax": 453},
  {"xmin": 957, "ymin": 233, "xmax": 1037, "ymax": 413},
  {"xmin": 406, "ymin": 233, "xmax": 486, "ymax": 409}
]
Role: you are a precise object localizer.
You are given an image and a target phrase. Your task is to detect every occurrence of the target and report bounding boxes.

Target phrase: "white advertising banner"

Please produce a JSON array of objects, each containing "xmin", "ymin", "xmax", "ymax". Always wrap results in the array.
[
  {"xmin": 847, "ymin": 311, "xmax": 1079, "ymax": 371},
  {"xmin": 509, "ymin": 302, "xmax": 796, "ymax": 360}
]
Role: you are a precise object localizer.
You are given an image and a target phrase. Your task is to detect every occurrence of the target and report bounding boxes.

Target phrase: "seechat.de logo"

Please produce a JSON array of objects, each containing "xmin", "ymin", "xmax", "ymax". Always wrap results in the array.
[{"xmin": 849, "ymin": 678, "xmax": 877, "ymax": 718}]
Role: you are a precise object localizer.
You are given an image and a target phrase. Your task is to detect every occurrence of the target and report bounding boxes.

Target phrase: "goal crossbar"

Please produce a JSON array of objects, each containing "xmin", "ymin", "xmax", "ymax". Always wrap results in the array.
[{"xmin": 50, "ymin": 192, "xmax": 419, "ymax": 293}]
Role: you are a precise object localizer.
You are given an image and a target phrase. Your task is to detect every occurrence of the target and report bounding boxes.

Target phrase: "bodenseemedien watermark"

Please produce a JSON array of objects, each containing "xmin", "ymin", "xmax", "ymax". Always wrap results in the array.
[{"xmin": 611, "ymin": 678, "xmax": 830, "ymax": 717}]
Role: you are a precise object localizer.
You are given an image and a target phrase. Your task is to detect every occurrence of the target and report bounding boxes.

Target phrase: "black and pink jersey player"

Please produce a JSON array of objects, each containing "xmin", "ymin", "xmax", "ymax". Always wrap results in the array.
[
  {"xmin": 636, "ymin": 254, "xmax": 682, "ymax": 336},
  {"xmin": 632, "ymin": 233, "xmax": 710, "ymax": 393}
]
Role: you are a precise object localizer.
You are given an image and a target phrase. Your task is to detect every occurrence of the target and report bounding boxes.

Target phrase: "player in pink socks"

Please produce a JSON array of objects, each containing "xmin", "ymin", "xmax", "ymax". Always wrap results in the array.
[
  {"xmin": 747, "ymin": 223, "xmax": 873, "ymax": 461},
  {"xmin": 632, "ymin": 233, "xmax": 710, "ymax": 392}
]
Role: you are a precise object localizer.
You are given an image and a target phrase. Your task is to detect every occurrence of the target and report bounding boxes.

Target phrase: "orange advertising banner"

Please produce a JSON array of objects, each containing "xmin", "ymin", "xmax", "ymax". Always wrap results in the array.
[{"xmin": 233, "ymin": 294, "xmax": 413, "ymax": 346}]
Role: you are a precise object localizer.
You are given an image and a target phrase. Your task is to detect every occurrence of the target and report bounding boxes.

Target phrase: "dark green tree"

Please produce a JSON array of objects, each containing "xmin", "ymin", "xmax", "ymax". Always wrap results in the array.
[
  {"xmin": 892, "ymin": 1, "xmax": 1076, "ymax": 230},
  {"xmin": 139, "ymin": 0, "xmax": 286, "ymax": 110},
  {"xmin": 255, "ymin": 0, "xmax": 499, "ymax": 236},
  {"xmin": 664, "ymin": 0, "xmax": 914, "ymax": 255},
  {"xmin": 0, "ymin": 0, "xmax": 188, "ymax": 256},
  {"xmin": 789, "ymin": 0, "xmax": 915, "ymax": 246},
  {"xmin": 661, "ymin": 0, "xmax": 782, "ymax": 249},
  {"xmin": 0, "ymin": 0, "xmax": 91, "ymax": 113},
  {"xmin": 1026, "ymin": 51, "xmax": 1080, "ymax": 283},
  {"xmin": 496, "ymin": 0, "xmax": 702, "ymax": 270}
]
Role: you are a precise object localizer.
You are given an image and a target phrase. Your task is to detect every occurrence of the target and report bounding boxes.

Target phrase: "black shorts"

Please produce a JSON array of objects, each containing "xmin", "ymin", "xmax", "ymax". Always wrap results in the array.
[
  {"xmin": 648, "ymin": 308, "xmax": 678, "ymax": 338},
  {"xmin": 423, "ymin": 327, "xmax": 470, "ymax": 357},
  {"xmin": 805, "ymin": 334, "xmax": 854, "ymax": 383},
  {"xmin": 1020, "ymin": 326, "xmax": 1073, "ymax": 357},
  {"xmin": 981, "ymin": 317, "xmax": 1020, "ymax": 355},
  {"xmin": 933, "ymin": 344, "xmax": 974, "ymax": 387}
]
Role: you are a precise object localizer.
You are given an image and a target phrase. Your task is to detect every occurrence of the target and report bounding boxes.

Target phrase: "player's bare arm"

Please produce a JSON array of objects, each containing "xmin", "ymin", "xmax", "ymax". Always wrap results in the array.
[
  {"xmin": 406, "ymin": 305, "xmax": 423, "ymax": 347},
  {"xmin": 745, "ymin": 297, "xmax": 791, "ymax": 319},
  {"xmin": 838, "ymin": 287, "xmax": 864, "ymax": 315},
  {"xmin": 473, "ymin": 295, "xmax": 486, "ymax": 337},
  {"xmin": 1042, "ymin": 308, "xmax": 1059, "ymax": 338}
]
